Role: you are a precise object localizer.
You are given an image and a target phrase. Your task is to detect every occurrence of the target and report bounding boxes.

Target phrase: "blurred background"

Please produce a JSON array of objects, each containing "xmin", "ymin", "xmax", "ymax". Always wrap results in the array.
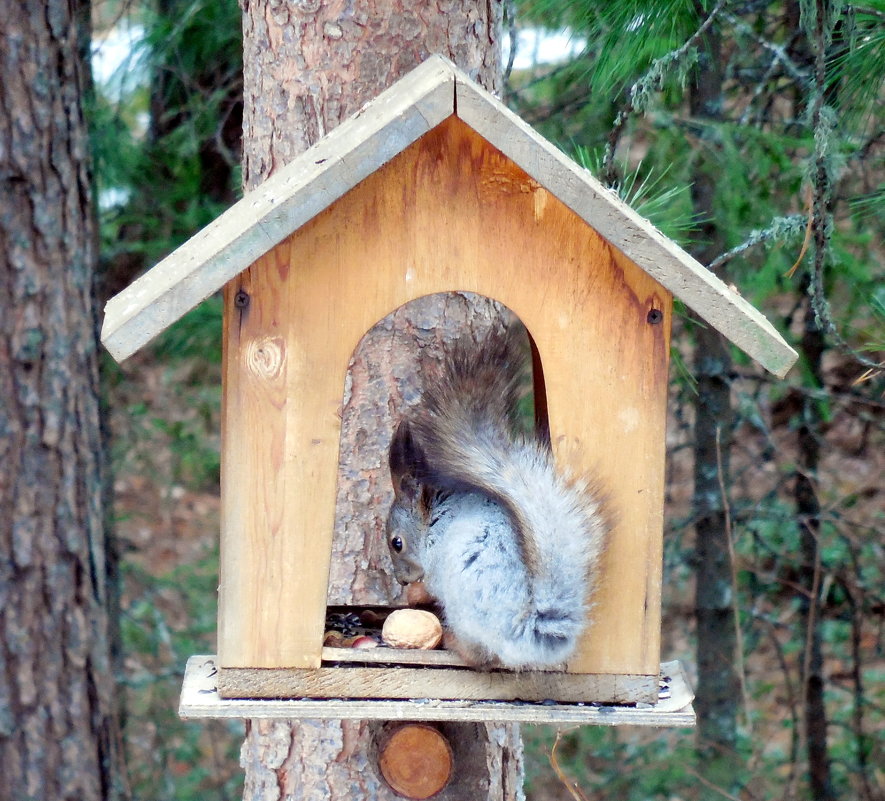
[{"xmin": 85, "ymin": 1, "xmax": 883, "ymax": 798}]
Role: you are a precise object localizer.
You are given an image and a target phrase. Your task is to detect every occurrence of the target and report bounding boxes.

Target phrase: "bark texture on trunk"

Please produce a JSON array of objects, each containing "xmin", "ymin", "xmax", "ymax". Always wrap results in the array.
[
  {"xmin": 0, "ymin": 2, "xmax": 127, "ymax": 799},
  {"xmin": 238, "ymin": 2, "xmax": 524, "ymax": 798},
  {"xmin": 795, "ymin": 291, "xmax": 835, "ymax": 801},
  {"xmin": 241, "ymin": 719, "xmax": 523, "ymax": 801},
  {"xmin": 241, "ymin": 0, "xmax": 502, "ymax": 189}
]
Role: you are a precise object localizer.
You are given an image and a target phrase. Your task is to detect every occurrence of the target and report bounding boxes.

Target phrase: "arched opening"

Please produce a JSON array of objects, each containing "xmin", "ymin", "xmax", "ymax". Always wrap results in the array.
[{"xmin": 327, "ymin": 291, "xmax": 549, "ymax": 610}]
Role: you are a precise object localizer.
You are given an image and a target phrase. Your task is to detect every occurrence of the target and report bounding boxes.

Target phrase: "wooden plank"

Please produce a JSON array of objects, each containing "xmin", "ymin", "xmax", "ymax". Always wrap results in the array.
[
  {"xmin": 217, "ymin": 118, "xmax": 668, "ymax": 676},
  {"xmin": 181, "ymin": 656, "xmax": 696, "ymax": 727},
  {"xmin": 219, "ymin": 256, "xmax": 337, "ymax": 668},
  {"xmin": 217, "ymin": 665, "xmax": 657, "ymax": 704},
  {"xmin": 323, "ymin": 646, "xmax": 470, "ymax": 667},
  {"xmin": 100, "ymin": 56, "xmax": 457, "ymax": 362},
  {"xmin": 453, "ymin": 71, "xmax": 798, "ymax": 378}
]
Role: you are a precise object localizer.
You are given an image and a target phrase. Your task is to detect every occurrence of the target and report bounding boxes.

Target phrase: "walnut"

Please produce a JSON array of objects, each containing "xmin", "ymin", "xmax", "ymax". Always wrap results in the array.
[{"xmin": 382, "ymin": 609, "xmax": 443, "ymax": 650}]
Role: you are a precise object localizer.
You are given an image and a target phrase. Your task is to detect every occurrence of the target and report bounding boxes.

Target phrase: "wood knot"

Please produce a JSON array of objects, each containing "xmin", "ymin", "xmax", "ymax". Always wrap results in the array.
[{"xmin": 245, "ymin": 337, "xmax": 285, "ymax": 380}]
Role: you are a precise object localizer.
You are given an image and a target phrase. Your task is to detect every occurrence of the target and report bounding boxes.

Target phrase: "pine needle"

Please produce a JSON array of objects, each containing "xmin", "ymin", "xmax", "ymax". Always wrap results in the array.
[
  {"xmin": 785, "ymin": 185, "xmax": 814, "ymax": 279},
  {"xmin": 550, "ymin": 728, "xmax": 592, "ymax": 801}
]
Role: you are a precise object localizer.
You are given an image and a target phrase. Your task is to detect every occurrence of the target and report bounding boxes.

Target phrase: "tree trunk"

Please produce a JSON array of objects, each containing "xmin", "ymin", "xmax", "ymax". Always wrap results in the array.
[
  {"xmin": 688, "ymin": 8, "xmax": 741, "ymax": 799},
  {"xmin": 795, "ymin": 287, "xmax": 835, "ymax": 801},
  {"xmin": 0, "ymin": 2, "xmax": 128, "ymax": 799},
  {"xmin": 237, "ymin": 2, "xmax": 524, "ymax": 798},
  {"xmin": 793, "ymin": 1, "xmax": 837, "ymax": 795}
]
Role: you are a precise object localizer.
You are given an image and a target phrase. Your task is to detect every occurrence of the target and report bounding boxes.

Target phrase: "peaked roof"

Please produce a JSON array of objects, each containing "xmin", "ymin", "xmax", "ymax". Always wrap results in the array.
[{"xmin": 101, "ymin": 55, "xmax": 797, "ymax": 377}]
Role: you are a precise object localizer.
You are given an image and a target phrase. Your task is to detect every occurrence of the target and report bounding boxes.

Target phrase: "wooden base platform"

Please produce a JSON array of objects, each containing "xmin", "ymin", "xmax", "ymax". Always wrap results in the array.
[
  {"xmin": 217, "ymin": 646, "xmax": 660, "ymax": 704},
  {"xmin": 179, "ymin": 656, "xmax": 696, "ymax": 727}
]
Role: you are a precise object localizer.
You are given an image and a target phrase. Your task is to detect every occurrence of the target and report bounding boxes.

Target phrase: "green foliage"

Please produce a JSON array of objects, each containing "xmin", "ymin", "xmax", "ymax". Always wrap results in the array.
[
  {"xmin": 519, "ymin": 0, "xmax": 711, "ymax": 96},
  {"xmin": 92, "ymin": 4, "xmax": 239, "ymax": 797},
  {"xmin": 92, "ymin": 0, "xmax": 242, "ymax": 271},
  {"xmin": 524, "ymin": 726, "xmax": 698, "ymax": 800},
  {"xmin": 152, "ymin": 294, "xmax": 224, "ymax": 368},
  {"xmin": 112, "ymin": 369, "xmax": 221, "ymax": 492},
  {"xmin": 513, "ymin": 2, "xmax": 883, "ymax": 800},
  {"xmin": 121, "ymin": 553, "xmax": 243, "ymax": 800},
  {"xmin": 832, "ymin": 3, "xmax": 885, "ymax": 129},
  {"xmin": 110, "ymin": 356, "xmax": 228, "ymax": 797},
  {"xmin": 572, "ymin": 145, "xmax": 697, "ymax": 243}
]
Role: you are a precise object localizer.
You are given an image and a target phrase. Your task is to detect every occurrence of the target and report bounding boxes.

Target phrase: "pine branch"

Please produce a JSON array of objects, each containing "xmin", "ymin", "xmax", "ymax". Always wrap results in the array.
[
  {"xmin": 724, "ymin": 13, "xmax": 809, "ymax": 127},
  {"xmin": 804, "ymin": 0, "xmax": 883, "ymax": 374},
  {"xmin": 726, "ymin": 12, "xmax": 809, "ymax": 85},
  {"xmin": 602, "ymin": 0, "xmax": 727, "ymax": 186},
  {"xmin": 707, "ymin": 214, "xmax": 808, "ymax": 271}
]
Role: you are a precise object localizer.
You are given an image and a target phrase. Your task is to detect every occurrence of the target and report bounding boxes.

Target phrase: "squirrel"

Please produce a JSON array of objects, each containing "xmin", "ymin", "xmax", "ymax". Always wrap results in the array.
[{"xmin": 385, "ymin": 327, "xmax": 608, "ymax": 670}]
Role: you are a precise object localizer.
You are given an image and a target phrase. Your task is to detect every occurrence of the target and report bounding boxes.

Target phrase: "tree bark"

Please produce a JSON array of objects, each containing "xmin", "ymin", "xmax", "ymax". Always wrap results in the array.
[
  {"xmin": 795, "ymin": 286, "xmax": 835, "ymax": 801},
  {"xmin": 237, "ymin": 2, "xmax": 524, "ymax": 798},
  {"xmin": 688, "ymin": 8, "xmax": 741, "ymax": 799},
  {"xmin": 0, "ymin": 2, "xmax": 128, "ymax": 799},
  {"xmin": 240, "ymin": 0, "xmax": 502, "ymax": 188}
]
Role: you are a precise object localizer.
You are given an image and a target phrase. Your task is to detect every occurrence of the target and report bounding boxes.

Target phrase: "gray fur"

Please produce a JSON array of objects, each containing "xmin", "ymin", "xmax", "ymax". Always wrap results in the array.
[{"xmin": 386, "ymin": 329, "xmax": 608, "ymax": 669}]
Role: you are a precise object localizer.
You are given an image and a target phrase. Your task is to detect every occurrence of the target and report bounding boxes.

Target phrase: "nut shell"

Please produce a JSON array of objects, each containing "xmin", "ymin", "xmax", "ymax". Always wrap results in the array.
[
  {"xmin": 323, "ymin": 630, "xmax": 346, "ymax": 647},
  {"xmin": 382, "ymin": 609, "xmax": 443, "ymax": 650}
]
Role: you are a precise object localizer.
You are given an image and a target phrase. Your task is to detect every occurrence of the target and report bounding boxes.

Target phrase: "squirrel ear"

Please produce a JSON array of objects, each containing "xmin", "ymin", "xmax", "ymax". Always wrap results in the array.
[{"xmin": 389, "ymin": 419, "xmax": 426, "ymax": 499}]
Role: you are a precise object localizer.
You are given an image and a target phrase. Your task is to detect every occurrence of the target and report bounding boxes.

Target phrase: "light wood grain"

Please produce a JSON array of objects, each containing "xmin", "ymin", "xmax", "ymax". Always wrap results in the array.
[
  {"xmin": 217, "ymin": 118, "xmax": 669, "ymax": 676},
  {"xmin": 322, "ymin": 646, "xmax": 470, "ymax": 667},
  {"xmin": 180, "ymin": 656, "xmax": 696, "ymax": 727},
  {"xmin": 217, "ymin": 663, "xmax": 657, "ymax": 704}
]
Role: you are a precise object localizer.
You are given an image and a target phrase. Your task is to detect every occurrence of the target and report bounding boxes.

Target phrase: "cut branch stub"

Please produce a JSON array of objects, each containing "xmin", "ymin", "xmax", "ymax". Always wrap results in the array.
[{"xmin": 378, "ymin": 723, "xmax": 454, "ymax": 799}]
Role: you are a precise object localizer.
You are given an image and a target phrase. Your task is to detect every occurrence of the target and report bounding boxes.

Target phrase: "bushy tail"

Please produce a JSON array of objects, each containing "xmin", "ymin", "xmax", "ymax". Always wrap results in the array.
[
  {"xmin": 408, "ymin": 328, "xmax": 608, "ymax": 664},
  {"xmin": 410, "ymin": 327, "xmax": 526, "ymax": 482}
]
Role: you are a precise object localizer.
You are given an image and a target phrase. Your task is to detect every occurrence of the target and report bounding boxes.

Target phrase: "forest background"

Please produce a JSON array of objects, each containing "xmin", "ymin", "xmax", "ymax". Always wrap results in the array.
[{"xmin": 12, "ymin": 0, "xmax": 884, "ymax": 799}]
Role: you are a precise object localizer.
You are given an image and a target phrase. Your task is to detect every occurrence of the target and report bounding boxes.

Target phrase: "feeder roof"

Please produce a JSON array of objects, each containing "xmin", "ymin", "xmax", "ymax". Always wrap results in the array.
[{"xmin": 101, "ymin": 55, "xmax": 797, "ymax": 376}]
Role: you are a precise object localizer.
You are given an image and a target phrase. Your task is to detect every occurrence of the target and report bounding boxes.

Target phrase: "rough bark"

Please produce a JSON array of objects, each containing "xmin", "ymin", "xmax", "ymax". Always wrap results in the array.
[
  {"xmin": 793, "ymin": 2, "xmax": 837, "ymax": 796},
  {"xmin": 241, "ymin": 0, "xmax": 502, "ymax": 189},
  {"xmin": 688, "ymin": 8, "xmax": 741, "ymax": 798},
  {"xmin": 241, "ymin": 719, "xmax": 523, "ymax": 801},
  {"xmin": 238, "ymin": 2, "xmax": 524, "ymax": 798},
  {"xmin": 0, "ymin": 2, "xmax": 128, "ymax": 799}
]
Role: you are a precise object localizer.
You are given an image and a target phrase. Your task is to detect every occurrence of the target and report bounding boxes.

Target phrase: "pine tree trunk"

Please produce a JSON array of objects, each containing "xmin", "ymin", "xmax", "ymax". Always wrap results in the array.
[
  {"xmin": 793, "ymin": 1, "xmax": 837, "ymax": 794},
  {"xmin": 0, "ymin": 2, "xmax": 127, "ymax": 799},
  {"xmin": 795, "ymin": 289, "xmax": 835, "ymax": 801},
  {"xmin": 237, "ymin": 2, "xmax": 524, "ymax": 798},
  {"xmin": 688, "ymin": 9, "xmax": 741, "ymax": 799}
]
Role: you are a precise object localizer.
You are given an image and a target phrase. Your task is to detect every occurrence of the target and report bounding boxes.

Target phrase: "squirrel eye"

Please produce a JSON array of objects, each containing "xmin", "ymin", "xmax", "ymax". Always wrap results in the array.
[{"xmin": 390, "ymin": 536, "xmax": 403, "ymax": 553}]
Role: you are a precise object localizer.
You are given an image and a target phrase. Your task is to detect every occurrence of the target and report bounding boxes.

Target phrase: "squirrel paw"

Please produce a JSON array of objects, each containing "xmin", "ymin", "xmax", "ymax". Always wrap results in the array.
[{"xmin": 443, "ymin": 631, "xmax": 502, "ymax": 671}]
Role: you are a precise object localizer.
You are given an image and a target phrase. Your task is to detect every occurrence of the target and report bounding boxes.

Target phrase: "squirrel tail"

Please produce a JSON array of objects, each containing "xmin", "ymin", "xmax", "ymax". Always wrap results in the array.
[{"xmin": 409, "ymin": 328, "xmax": 608, "ymax": 665}]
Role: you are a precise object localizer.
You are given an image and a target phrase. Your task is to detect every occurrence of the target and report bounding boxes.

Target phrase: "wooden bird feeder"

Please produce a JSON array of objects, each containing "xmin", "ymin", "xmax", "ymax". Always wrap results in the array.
[{"xmin": 101, "ymin": 57, "xmax": 797, "ymax": 726}]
